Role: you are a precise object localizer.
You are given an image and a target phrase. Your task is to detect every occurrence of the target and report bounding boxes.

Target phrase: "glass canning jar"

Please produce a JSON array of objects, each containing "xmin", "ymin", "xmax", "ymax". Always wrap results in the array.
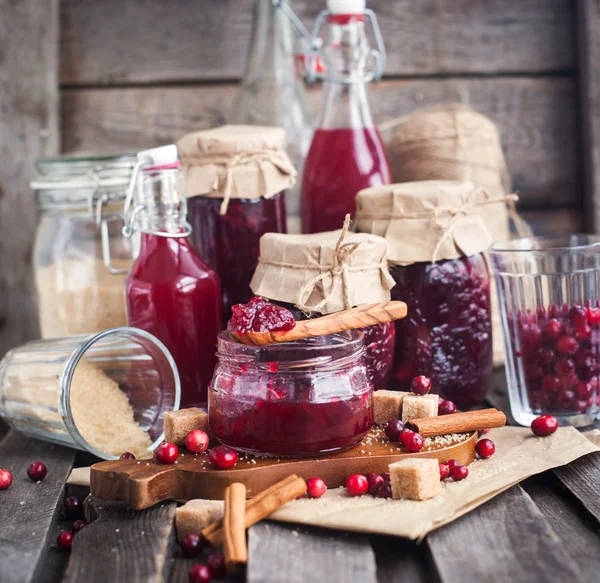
[
  {"xmin": 0, "ymin": 327, "xmax": 180, "ymax": 460},
  {"xmin": 491, "ymin": 235, "xmax": 600, "ymax": 428},
  {"xmin": 31, "ymin": 154, "xmax": 137, "ymax": 339},
  {"xmin": 209, "ymin": 330, "xmax": 373, "ymax": 456}
]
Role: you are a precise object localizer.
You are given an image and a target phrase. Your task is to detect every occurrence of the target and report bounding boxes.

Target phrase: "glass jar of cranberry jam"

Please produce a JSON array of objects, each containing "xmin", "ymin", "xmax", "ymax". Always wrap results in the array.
[
  {"xmin": 209, "ymin": 330, "xmax": 374, "ymax": 456},
  {"xmin": 356, "ymin": 180, "xmax": 514, "ymax": 409},
  {"xmin": 178, "ymin": 126, "xmax": 296, "ymax": 321}
]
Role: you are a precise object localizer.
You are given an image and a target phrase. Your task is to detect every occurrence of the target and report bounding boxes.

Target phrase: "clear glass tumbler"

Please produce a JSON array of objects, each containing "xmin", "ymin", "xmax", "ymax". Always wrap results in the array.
[
  {"xmin": 490, "ymin": 235, "xmax": 600, "ymax": 427},
  {"xmin": 0, "ymin": 327, "xmax": 180, "ymax": 459}
]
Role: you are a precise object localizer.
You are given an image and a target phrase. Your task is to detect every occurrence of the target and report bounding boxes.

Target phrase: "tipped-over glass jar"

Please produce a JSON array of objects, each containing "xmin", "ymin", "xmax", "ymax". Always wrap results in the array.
[
  {"xmin": 0, "ymin": 327, "xmax": 180, "ymax": 459},
  {"xmin": 209, "ymin": 330, "xmax": 373, "ymax": 456}
]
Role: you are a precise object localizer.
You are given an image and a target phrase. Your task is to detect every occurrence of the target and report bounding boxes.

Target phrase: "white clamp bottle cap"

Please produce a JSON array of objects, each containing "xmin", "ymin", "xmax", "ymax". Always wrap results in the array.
[
  {"xmin": 327, "ymin": 0, "xmax": 366, "ymax": 14},
  {"xmin": 137, "ymin": 144, "xmax": 179, "ymax": 166}
]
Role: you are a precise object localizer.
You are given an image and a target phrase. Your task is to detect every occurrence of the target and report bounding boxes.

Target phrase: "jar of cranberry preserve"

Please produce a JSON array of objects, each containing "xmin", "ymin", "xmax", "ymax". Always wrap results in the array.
[
  {"xmin": 491, "ymin": 235, "xmax": 600, "ymax": 428},
  {"xmin": 209, "ymin": 329, "xmax": 373, "ymax": 456},
  {"xmin": 177, "ymin": 126, "xmax": 296, "ymax": 321},
  {"xmin": 250, "ymin": 220, "xmax": 396, "ymax": 390},
  {"xmin": 356, "ymin": 180, "xmax": 513, "ymax": 409}
]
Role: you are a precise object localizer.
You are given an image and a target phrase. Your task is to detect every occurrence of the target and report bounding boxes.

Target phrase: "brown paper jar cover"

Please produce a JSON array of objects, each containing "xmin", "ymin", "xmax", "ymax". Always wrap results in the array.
[
  {"xmin": 354, "ymin": 180, "xmax": 513, "ymax": 266},
  {"xmin": 177, "ymin": 125, "xmax": 297, "ymax": 207},
  {"xmin": 250, "ymin": 229, "xmax": 396, "ymax": 315}
]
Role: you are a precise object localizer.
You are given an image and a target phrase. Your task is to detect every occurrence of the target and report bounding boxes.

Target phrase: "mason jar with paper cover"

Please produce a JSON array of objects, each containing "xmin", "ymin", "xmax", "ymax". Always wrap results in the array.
[
  {"xmin": 177, "ymin": 125, "xmax": 296, "ymax": 321},
  {"xmin": 250, "ymin": 217, "xmax": 396, "ymax": 389},
  {"xmin": 355, "ymin": 180, "xmax": 515, "ymax": 409}
]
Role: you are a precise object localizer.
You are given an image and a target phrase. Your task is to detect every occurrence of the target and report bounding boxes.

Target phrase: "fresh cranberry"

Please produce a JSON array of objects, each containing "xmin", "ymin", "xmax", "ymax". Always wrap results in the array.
[
  {"xmin": 576, "ymin": 324, "xmax": 592, "ymax": 342},
  {"xmin": 185, "ymin": 430, "xmax": 210, "ymax": 454},
  {"xmin": 588, "ymin": 307, "xmax": 600, "ymax": 324},
  {"xmin": 208, "ymin": 445, "xmax": 238, "ymax": 469},
  {"xmin": 577, "ymin": 381, "xmax": 593, "ymax": 399},
  {"xmin": 380, "ymin": 472, "xmax": 390, "ymax": 482},
  {"xmin": 181, "ymin": 533, "xmax": 205, "ymax": 557},
  {"xmin": 0, "ymin": 469, "xmax": 12, "ymax": 490},
  {"xmin": 475, "ymin": 439, "xmax": 495, "ymax": 459},
  {"xmin": 403, "ymin": 432, "xmax": 424, "ymax": 453},
  {"xmin": 525, "ymin": 364, "xmax": 543, "ymax": 380},
  {"xmin": 306, "ymin": 477, "xmax": 327, "ymax": 499},
  {"xmin": 72, "ymin": 520, "xmax": 87, "ymax": 534},
  {"xmin": 569, "ymin": 305, "xmax": 588, "ymax": 327},
  {"xmin": 555, "ymin": 358, "xmax": 575, "ymax": 376},
  {"xmin": 536, "ymin": 347, "xmax": 555, "ymax": 365},
  {"xmin": 206, "ymin": 552, "xmax": 227, "ymax": 578},
  {"xmin": 64, "ymin": 496, "xmax": 82, "ymax": 520},
  {"xmin": 438, "ymin": 399, "xmax": 456, "ymax": 415},
  {"xmin": 450, "ymin": 464, "xmax": 469, "ymax": 481},
  {"xmin": 410, "ymin": 375, "xmax": 431, "ymax": 395},
  {"xmin": 367, "ymin": 474, "xmax": 385, "ymax": 496},
  {"xmin": 155, "ymin": 442, "xmax": 179, "ymax": 465},
  {"xmin": 120, "ymin": 452, "xmax": 136, "ymax": 460},
  {"xmin": 384, "ymin": 419, "xmax": 405, "ymax": 442},
  {"xmin": 400, "ymin": 429, "xmax": 415, "ymax": 447},
  {"xmin": 556, "ymin": 335, "xmax": 578, "ymax": 356},
  {"xmin": 478, "ymin": 428, "xmax": 490, "ymax": 437},
  {"xmin": 541, "ymin": 375, "xmax": 560, "ymax": 393},
  {"xmin": 230, "ymin": 296, "xmax": 295, "ymax": 334},
  {"xmin": 57, "ymin": 531, "xmax": 73, "ymax": 551},
  {"xmin": 439, "ymin": 463, "xmax": 450, "ymax": 480},
  {"xmin": 346, "ymin": 474, "xmax": 369, "ymax": 497},
  {"xmin": 188, "ymin": 564, "xmax": 212, "ymax": 583},
  {"xmin": 531, "ymin": 415, "xmax": 558, "ymax": 436},
  {"xmin": 27, "ymin": 462, "xmax": 47, "ymax": 482},
  {"xmin": 375, "ymin": 481, "xmax": 392, "ymax": 498},
  {"xmin": 542, "ymin": 318, "xmax": 562, "ymax": 342},
  {"xmin": 445, "ymin": 459, "xmax": 460, "ymax": 470}
]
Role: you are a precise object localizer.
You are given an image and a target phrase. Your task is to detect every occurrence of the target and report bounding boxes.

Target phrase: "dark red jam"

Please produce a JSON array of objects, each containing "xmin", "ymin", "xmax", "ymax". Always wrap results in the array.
[
  {"xmin": 229, "ymin": 296, "xmax": 295, "ymax": 334},
  {"xmin": 511, "ymin": 302, "xmax": 600, "ymax": 415},
  {"xmin": 389, "ymin": 254, "xmax": 493, "ymax": 409},
  {"xmin": 188, "ymin": 193, "xmax": 287, "ymax": 321}
]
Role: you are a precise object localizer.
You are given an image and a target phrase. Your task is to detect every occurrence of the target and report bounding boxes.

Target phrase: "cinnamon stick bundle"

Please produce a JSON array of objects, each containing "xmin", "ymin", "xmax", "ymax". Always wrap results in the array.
[
  {"xmin": 223, "ymin": 483, "xmax": 248, "ymax": 572},
  {"xmin": 406, "ymin": 408, "xmax": 506, "ymax": 437},
  {"xmin": 203, "ymin": 474, "xmax": 307, "ymax": 547}
]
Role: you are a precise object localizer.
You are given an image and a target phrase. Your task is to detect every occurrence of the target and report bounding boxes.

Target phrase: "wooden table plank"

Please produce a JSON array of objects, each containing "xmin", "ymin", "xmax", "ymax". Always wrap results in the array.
[
  {"xmin": 0, "ymin": 431, "xmax": 77, "ymax": 583},
  {"xmin": 247, "ymin": 522, "xmax": 377, "ymax": 583},
  {"xmin": 62, "ymin": 496, "xmax": 177, "ymax": 583},
  {"xmin": 553, "ymin": 452, "xmax": 600, "ymax": 524},
  {"xmin": 371, "ymin": 536, "xmax": 438, "ymax": 583},
  {"xmin": 427, "ymin": 485, "xmax": 582, "ymax": 583}
]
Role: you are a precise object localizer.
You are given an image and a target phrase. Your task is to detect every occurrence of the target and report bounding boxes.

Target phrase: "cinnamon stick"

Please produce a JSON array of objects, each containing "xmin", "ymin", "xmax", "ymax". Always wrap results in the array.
[
  {"xmin": 223, "ymin": 483, "xmax": 248, "ymax": 572},
  {"xmin": 203, "ymin": 475, "xmax": 307, "ymax": 547},
  {"xmin": 406, "ymin": 408, "xmax": 506, "ymax": 438}
]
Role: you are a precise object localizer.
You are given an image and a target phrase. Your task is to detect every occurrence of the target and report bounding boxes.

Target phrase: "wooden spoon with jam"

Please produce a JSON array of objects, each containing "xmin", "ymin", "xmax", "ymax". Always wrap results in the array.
[{"xmin": 229, "ymin": 299, "xmax": 408, "ymax": 346}]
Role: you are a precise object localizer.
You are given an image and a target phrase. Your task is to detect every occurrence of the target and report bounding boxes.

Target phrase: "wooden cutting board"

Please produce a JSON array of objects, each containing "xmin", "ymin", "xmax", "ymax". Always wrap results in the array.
[{"xmin": 90, "ymin": 428, "xmax": 477, "ymax": 510}]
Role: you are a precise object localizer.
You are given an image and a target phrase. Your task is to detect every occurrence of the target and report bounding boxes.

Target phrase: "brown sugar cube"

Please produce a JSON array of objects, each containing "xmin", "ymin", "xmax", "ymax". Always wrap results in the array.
[
  {"xmin": 164, "ymin": 408, "xmax": 210, "ymax": 445},
  {"xmin": 401, "ymin": 394, "xmax": 439, "ymax": 423},
  {"xmin": 176, "ymin": 500, "xmax": 224, "ymax": 540},
  {"xmin": 389, "ymin": 458, "xmax": 441, "ymax": 501},
  {"xmin": 373, "ymin": 390, "xmax": 410, "ymax": 425}
]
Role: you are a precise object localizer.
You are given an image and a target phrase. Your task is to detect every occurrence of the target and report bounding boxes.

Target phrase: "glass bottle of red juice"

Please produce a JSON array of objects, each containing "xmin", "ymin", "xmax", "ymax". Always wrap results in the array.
[
  {"xmin": 123, "ymin": 145, "xmax": 222, "ymax": 409},
  {"xmin": 301, "ymin": 0, "xmax": 391, "ymax": 234}
]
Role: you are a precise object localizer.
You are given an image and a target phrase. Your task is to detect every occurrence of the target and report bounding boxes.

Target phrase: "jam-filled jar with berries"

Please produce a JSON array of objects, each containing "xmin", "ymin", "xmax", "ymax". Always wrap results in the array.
[
  {"xmin": 356, "ymin": 181, "xmax": 514, "ymax": 410},
  {"xmin": 491, "ymin": 235, "xmax": 600, "ymax": 427}
]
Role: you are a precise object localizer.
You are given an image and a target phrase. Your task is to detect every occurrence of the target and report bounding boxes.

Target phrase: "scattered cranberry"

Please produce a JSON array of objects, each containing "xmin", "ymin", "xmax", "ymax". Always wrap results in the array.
[
  {"xmin": 345, "ymin": 474, "xmax": 369, "ymax": 497},
  {"xmin": 400, "ymin": 429, "xmax": 414, "ymax": 447},
  {"xmin": 155, "ymin": 442, "xmax": 179, "ymax": 465},
  {"xmin": 375, "ymin": 481, "xmax": 392, "ymax": 498},
  {"xmin": 450, "ymin": 464, "xmax": 469, "ymax": 481},
  {"xmin": 188, "ymin": 564, "xmax": 212, "ymax": 583},
  {"xmin": 208, "ymin": 445, "xmax": 238, "ymax": 469},
  {"xmin": 181, "ymin": 533, "xmax": 205, "ymax": 557},
  {"xmin": 384, "ymin": 419, "xmax": 404, "ymax": 442},
  {"xmin": 64, "ymin": 496, "xmax": 82, "ymax": 520},
  {"xmin": 478, "ymin": 428, "xmax": 490, "ymax": 437},
  {"xmin": 72, "ymin": 520, "xmax": 87, "ymax": 534},
  {"xmin": 531, "ymin": 415, "xmax": 558, "ymax": 437},
  {"xmin": 185, "ymin": 430, "xmax": 210, "ymax": 454},
  {"xmin": 380, "ymin": 472, "xmax": 390, "ymax": 482},
  {"xmin": 56, "ymin": 531, "xmax": 73, "ymax": 551},
  {"xmin": 403, "ymin": 431, "xmax": 424, "ymax": 453},
  {"xmin": 438, "ymin": 399, "xmax": 456, "ymax": 415},
  {"xmin": 445, "ymin": 459, "xmax": 460, "ymax": 470},
  {"xmin": 410, "ymin": 375, "xmax": 431, "ymax": 395},
  {"xmin": 367, "ymin": 474, "xmax": 385, "ymax": 496},
  {"xmin": 0, "ymin": 469, "xmax": 12, "ymax": 490},
  {"xmin": 475, "ymin": 439, "xmax": 495, "ymax": 459},
  {"xmin": 306, "ymin": 477, "xmax": 327, "ymax": 499},
  {"xmin": 206, "ymin": 551, "xmax": 227, "ymax": 578},
  {"xmin": 27, "ymin": 462, "xmax": 47, "ymax": 482},
  {"xmin": 120, "ymin": 452, "xmax": 135, "ymax": 460},
  {"xmin": 439, "ymin": 463, "xmax": 450, "ymax": 480}
]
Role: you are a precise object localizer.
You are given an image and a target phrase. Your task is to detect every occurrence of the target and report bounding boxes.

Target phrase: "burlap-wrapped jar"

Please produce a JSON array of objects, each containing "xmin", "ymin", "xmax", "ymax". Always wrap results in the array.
[
  {"xmin": 177, "ymin": 125, "xmax": 296, "ymax": 320},
  {"xmin": 356, "ymin": 180, "xmax": 515, "ymax": 409},
  {"xmin": 250, "ymin": 219, "xmax": 397, "ymax": 389}
]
